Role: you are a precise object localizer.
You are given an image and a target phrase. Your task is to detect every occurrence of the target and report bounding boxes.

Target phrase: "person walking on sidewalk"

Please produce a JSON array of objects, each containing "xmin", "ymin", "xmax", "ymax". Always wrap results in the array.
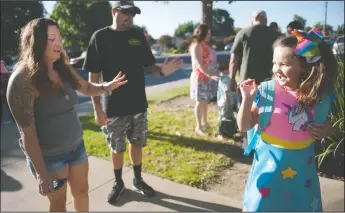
[
  {"xmin": 6, "ymin": 18, "xmax": 127, "ymax": 212},
  {"xmin": 83, "ymin": 0, "xmax": 182, "ymax": 203}
]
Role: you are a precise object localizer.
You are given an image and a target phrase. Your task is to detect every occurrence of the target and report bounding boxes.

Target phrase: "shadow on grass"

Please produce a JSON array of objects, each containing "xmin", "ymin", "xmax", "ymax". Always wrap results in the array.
[
  {"xmin": 148, "ymin": 132, "xmax": 253, "ymax": 165},
  {"xmin": 109, "ymin": 189, "xmax": 241, "ymax": 211},
  {"xmin": 79, "ymin": 116, "xmax": 252, "ymax": 165},
  {"xmin": 79, "ymin": 116, "xmax": 101, "ymax": 132}
]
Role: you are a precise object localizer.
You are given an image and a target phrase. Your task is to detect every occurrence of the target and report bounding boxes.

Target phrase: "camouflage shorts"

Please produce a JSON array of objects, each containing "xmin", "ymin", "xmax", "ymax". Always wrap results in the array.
[{"xmin": 100, "ymin": 112, "xmax": 148, "ymax": 153}]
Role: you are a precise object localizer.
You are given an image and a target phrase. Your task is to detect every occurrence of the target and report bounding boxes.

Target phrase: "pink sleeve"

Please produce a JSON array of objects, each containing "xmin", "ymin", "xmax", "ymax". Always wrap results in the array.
[{"xmin": 0, "ymin": 61, "xmax": 8, "ymax": 73}]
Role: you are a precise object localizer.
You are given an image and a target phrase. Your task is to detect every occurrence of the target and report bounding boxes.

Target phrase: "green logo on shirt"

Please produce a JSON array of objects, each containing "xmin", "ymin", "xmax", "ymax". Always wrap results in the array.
[{"xmin": 128, "ymin": 39, "xmax": 141, "ymax": 46}]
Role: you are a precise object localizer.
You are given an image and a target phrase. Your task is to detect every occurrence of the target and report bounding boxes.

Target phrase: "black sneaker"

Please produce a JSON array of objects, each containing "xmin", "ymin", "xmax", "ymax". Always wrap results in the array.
[
  {"xmin": 107, "ymin": 182, "xmax": 125, "ymax": 203},
  {"xmin": 132, "ymin": 178, "xmax": 155, "ymax": 197}
]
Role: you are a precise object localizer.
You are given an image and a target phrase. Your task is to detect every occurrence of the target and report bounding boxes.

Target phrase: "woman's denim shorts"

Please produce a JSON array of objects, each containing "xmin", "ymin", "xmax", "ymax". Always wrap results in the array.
[{"xmin": 26, "ymin": 141, "xmax": 88, "ymax": 178}]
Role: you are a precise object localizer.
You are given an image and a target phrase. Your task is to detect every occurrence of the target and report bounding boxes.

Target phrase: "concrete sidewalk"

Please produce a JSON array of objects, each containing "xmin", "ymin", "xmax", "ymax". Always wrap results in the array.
[{"xmin": 1, "ymin": 79, "xmax": 344, "ymax": 212}]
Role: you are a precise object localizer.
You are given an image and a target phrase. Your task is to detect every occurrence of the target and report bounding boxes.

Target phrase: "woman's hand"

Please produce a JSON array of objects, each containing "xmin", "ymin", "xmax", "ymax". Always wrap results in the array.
[
  {"xmin": 36, "ymin": 171, "xmax": 56, "ymax": 196},
  {"xmin": 104, "ymin": 72, "xmax": 128, "ymax": 91},
  {"xmin": 308, "ymin": 119, "xmax": 333, "ymax": 140},
  {"xmin": 210, "ymin": 75, "xmax": 219, "ymax": 81},
  {"xmin": 239, "ymin": 79, "xmax": 258, "ymax": 101}
]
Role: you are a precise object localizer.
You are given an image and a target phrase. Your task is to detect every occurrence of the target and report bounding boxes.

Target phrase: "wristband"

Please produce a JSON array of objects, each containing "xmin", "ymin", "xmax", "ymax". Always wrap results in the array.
[{"xmin": 101, "ymin": 82, "xmax": 108, "ymax": 91}]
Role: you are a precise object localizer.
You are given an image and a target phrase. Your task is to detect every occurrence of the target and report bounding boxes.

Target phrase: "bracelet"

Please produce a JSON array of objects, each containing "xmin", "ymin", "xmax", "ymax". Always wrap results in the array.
[{"xmin": 101, "ymin": 82, "xmax": 108, "ymax": 91}]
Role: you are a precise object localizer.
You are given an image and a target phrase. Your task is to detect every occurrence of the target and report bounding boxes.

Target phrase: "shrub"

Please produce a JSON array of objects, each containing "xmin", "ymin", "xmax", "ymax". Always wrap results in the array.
[
  {"xmin": 316, "ymin": 60, "xmax": 344, "ymax": 169},
  {"xmin": 176, "ymin": 39, "xmax": 191, "ymax": 54},
  {"xmin": 223, "ymin": 35, "xmax": 236, "ymax": 45}
]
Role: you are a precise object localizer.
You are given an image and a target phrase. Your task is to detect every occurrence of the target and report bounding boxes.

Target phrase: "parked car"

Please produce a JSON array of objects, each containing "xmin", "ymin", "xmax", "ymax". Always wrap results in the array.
[
  {"xmin": 151, "ymin": 44, "xmax": 161, "ymax": 56},
  {"xmin": 324, "ymin": 36, "xmax": 336, "ymax": 46},
  {"xmin": 224, "ymin": 43, "xmax": 233, "ymax": 51},
  {"xmin": 152, "ymin": 48, "xmax": 161, "ymax": 56},
  {"xmin": 70, "ymin": 51, "xmax": 87, "ymax": 69},
  {"xmin": 333, "ymin": 36, "xmax": 344, "ymax": 59}
]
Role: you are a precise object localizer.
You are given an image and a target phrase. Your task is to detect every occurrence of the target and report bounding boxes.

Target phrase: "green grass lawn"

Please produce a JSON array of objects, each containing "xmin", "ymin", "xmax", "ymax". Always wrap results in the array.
[{"xmin": 81, "ymin": 86, "xmax": 243, "ymax": 189}]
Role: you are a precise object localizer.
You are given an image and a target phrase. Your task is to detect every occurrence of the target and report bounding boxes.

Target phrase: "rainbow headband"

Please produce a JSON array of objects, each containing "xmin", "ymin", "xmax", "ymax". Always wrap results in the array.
[{"xmin": 291, "ymin": 27, "xmax": 324, "ymax": 63}]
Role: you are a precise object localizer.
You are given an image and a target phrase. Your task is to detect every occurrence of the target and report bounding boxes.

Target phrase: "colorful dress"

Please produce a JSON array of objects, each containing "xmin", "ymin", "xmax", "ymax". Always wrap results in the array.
[
  {"xmin": 243, "ymin": 80, "xmax": 323, "ymax": 212},
  {"xmin": 190, "ymin": 41, "xmax": 213, "ymax": 101}
]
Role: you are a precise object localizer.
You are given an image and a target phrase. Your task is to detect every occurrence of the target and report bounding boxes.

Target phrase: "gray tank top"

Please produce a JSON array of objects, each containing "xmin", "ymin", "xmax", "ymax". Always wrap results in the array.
[{"xmin": 33, "ymin": 82, "xmax": 83, "ymax": 156}]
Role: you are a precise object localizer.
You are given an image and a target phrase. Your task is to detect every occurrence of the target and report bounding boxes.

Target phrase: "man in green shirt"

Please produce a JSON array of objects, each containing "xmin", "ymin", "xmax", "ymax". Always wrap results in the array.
[{"xmin": 228, "ymin": 9, "xmax": 279, "ymax": 150}]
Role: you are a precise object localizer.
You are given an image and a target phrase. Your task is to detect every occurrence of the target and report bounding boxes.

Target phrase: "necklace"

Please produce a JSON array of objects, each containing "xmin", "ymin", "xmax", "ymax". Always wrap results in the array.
[{"xmin": 59, "ymin": 83, "xmax": 70, "ymax": 101}]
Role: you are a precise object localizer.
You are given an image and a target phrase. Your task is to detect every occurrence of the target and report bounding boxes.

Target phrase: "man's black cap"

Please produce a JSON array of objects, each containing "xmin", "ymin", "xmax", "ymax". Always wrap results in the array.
[{"xmin": 112, "ymin": 1, "xmax": 141, "ymax": 14}]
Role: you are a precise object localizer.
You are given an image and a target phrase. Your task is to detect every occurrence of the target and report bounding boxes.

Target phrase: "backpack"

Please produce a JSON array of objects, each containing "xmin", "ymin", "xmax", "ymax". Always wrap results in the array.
[{"xmin": 244, "ymin": 79, "xmax": 333, "ymax": 156}]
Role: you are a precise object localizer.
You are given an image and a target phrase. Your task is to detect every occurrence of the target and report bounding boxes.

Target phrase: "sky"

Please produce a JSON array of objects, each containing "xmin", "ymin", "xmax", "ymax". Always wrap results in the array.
[{"xmin": 43, "ymin": 1, "xmax": 344, "ymax": 39}]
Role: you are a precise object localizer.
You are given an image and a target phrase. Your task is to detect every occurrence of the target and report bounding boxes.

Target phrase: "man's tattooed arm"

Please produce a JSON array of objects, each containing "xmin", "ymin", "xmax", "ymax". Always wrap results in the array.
[
  {"xmin": 146, "ymin": 64, "xmax": 164, "ymax": 76},
  {"xmin": 6, "ymin": 70, "xmax": 48, "ymax": 175}
]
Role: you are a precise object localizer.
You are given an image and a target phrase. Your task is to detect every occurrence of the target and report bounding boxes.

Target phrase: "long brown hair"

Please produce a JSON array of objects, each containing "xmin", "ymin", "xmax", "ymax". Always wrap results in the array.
[
  {"xmin": 16, "ymin": 18, "xmax": 79, "ymax": 96},
  {"xmin": 273, "ymin": 35, "xmax": 337, "ymax": 109},
  {"xmin": 190, "ymin": 24, "xmax": 210, "ymax": 46}
]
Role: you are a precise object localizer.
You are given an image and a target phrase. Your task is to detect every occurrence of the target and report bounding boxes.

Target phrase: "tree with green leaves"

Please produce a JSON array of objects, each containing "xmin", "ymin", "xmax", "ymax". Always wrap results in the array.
[
  {"xmin": 212, "ymin": 8, "xmax": 234, "ymax": 36},
  {"xmin": 293, "ymin": 14, "xmax": 307, "ymax": 29},
  {"xmin": 314, "ymin": 22, "xmax": 334, "ymax": 36},
  {"xmin": 201, "ymin": 0, "xmax": 233, "ymax": 31},
  {"xmin": 50, "ymin": 1, "xmax": 112, "ymax": 53},
  {"xmin": 159, "ymin": 1, "xmax": 233, "ymax": 33},
  {"xmin": 1, "ymin": 1, "xmax": 45, "ymax": 57},
  {"xmin": 174, "ymin": 21, "xmax": 198, "ymax": 38},
  {"xmin": 158, "ymin": 35, "xmax": 173, "ymax": 52},
  {"xmin": 234, "ymin": 27, "xmax": 242, "ymax": 35},
  {"xmin": 336, "ymin": 24, "xmax": 344, "ymax": 36}
]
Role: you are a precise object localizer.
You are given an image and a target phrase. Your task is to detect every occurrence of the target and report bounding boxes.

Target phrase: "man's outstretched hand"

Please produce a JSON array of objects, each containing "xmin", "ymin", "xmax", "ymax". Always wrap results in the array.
[{"xmin": 161, "ymin": 57, "xmax": 183, "ymax": 76}]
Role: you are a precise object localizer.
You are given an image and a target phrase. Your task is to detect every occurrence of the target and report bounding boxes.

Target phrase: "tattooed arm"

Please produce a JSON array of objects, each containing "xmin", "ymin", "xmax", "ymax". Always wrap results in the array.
[{"xmin": 6, "ymin": 69, "xmax": 49, "ymax": 177}]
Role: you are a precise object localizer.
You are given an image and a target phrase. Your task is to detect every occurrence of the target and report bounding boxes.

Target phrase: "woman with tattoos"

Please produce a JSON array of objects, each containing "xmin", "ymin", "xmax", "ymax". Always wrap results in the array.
[
  {"xmin": 6, "ymin": 18, "xmax": 127, "ymax": 212},
  {"xmin": 189, "ymin": 24, "xmax": 219, "ymax": 135}
]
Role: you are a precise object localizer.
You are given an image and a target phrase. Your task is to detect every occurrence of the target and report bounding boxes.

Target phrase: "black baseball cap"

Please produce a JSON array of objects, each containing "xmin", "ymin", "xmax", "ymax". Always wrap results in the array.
[{"xmin": 112, "ymin": 1, "xmax": 141, "ymax": 14}]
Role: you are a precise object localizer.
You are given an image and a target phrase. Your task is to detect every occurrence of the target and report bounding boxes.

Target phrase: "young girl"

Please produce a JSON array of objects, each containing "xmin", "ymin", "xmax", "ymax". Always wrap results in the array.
[{"xmin": 237, "ymin": 28, "xmax": 337, "ymax": 212}]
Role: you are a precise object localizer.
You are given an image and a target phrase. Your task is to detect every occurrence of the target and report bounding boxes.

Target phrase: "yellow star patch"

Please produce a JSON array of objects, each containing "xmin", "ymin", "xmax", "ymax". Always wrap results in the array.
[{"xmin": 281, "ymin": 167, "xmax": 297, "ymax": 179}]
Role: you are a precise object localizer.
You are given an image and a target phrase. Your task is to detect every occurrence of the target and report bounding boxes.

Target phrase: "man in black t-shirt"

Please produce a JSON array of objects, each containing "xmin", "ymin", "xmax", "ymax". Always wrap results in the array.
[{"xmin": 83, "ymin": 0, "xmax": 182, "ymax": 203}]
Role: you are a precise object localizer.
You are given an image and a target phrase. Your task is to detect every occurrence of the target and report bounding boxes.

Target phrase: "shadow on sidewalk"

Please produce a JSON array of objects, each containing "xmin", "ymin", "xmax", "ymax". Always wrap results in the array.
[
  {"xmin": 110, "ymin": 189, "xmax": 241, "ymax": 211},
  {"xmin": 148, "ymin": 132, "xmax": 253, "ymax": 165},
  {"xmin": 1, "ymin": 169, "xmax": 23, "ymax": 192}
]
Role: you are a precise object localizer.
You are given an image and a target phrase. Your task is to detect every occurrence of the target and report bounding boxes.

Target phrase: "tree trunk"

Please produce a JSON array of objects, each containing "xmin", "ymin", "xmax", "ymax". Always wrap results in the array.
[{"xmin": 201, "ymin": 0, "xmax": 213, "ymax": 30}]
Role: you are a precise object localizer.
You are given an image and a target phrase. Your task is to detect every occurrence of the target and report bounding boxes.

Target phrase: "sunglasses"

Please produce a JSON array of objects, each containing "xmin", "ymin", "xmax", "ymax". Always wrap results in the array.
[{"xmin": 117, "ymin": 8, "xmax": 136, "ymax": 17}]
